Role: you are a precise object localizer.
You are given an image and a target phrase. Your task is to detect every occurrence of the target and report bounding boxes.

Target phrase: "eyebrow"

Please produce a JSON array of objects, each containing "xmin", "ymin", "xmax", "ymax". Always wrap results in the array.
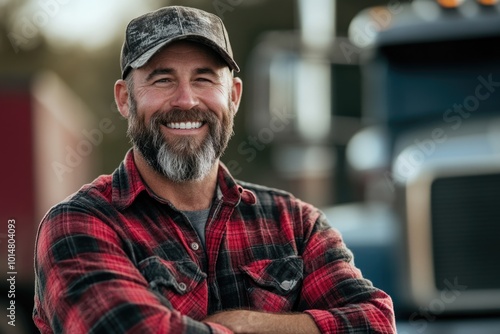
[
  {"xmin": 195, "ymin": 67, "xmax": 219, "ymax": 76},
  {"xmin": 145, "ymin": 68, "xmax": 174, "ymax": 82},
  {"xmin": 145, "ymin": 67, "xmax": 221, "ymax": 82}
]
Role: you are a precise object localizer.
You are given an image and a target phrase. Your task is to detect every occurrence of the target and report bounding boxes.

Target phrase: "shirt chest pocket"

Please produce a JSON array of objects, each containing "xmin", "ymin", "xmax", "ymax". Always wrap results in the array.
[
  {"xmin": 139, "ymin": 256, "xmax": 208, "ymax": 320},
  {"xmin": 240, "ymin": 256, "xmax": 303, "ymax": 312}
]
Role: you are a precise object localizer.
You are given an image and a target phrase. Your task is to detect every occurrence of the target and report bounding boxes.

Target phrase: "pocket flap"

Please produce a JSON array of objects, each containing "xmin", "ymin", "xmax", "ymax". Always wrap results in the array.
[
  {"xmin": 240, "ymin": 256, "xmax": 303, "ymax": 294},
  {"xmin": 139, "ymin": 256, "xmax": 206, "ymax": 295}
]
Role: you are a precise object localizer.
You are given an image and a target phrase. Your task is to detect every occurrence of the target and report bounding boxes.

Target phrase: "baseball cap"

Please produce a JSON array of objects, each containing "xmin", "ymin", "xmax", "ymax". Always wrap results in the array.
[{"xmin": 120, "ymin": 6, "xmax": 240, "ymax": 79}]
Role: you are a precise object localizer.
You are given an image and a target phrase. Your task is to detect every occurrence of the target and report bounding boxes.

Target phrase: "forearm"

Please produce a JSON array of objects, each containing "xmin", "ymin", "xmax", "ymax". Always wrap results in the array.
[{"xmin": 204, "ymin": 310, "xmax": 320, "ymax": 334}]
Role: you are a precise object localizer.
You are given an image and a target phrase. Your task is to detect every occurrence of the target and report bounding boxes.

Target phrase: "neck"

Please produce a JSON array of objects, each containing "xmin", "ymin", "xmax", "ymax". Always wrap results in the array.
[{"xmin": 133, "ymin": 148, "xmax": 218, "ymax": 211}]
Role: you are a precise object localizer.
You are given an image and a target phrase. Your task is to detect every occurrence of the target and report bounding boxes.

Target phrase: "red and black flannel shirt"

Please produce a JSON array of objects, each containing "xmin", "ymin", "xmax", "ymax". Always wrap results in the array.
[{"xmin": 34, "ymin": 150, "xmax": 396, "ymax": 333}]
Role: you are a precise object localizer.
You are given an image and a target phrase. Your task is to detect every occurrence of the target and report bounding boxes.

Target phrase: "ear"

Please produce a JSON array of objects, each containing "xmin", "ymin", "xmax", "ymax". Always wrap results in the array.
[
  {"xmin": 230, "ymin": 77, "xmax": 243, "ymax": 113},
  {"xmin": 114, "ymin": 79, "xmax": 131, "ymax": 118}
]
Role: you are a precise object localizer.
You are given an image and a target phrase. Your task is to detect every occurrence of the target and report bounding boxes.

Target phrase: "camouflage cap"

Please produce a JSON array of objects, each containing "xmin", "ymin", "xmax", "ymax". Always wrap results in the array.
[{"xmin": 120, "ymin": 6, "xmax": 239, "ymax": 79}]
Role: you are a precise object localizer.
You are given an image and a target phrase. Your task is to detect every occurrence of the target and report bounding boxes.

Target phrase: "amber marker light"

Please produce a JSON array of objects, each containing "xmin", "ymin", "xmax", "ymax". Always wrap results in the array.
[
  {"xmin": 437, "ymin": 0, "xmax": 465, "ymax": 8},
  {"xmin": 477, "ymin": 0, "xmax": 498, "ymax": 5}
]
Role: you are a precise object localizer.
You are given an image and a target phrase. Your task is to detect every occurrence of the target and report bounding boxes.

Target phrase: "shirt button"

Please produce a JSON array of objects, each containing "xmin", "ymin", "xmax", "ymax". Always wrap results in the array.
[
  {"xmin": 178, "ymin": 283, "xmax": 187, "ymax": 291},
  {"xmin": 280, "ymin": 280, "xmax": 296, "ymax": 291},
  {"xmin": 190, "ymin": 242, "xmax": 200, "ymax": 251}
]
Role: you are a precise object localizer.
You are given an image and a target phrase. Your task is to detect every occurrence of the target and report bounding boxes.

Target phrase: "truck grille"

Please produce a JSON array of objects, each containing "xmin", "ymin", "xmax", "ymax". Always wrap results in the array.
[{"xmin": 431, "ymin": 173, "xmax": 500, "ymax": 291}]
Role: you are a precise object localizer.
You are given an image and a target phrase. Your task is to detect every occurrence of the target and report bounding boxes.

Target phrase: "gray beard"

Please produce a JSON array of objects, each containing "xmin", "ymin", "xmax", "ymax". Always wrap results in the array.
[
  {"xmin": 153, "ymin": 128, "xmax": 217, "ymax": 183},
  {"xmin": 126, "ymin": 95, "xmax": 234, "ymax": 183}
]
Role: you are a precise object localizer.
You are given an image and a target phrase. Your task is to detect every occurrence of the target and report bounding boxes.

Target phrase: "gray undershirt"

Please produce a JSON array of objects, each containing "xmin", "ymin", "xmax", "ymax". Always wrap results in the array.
[{"xmin": 182, "ymin": 208, "xmax": 210, "ymax": 248}]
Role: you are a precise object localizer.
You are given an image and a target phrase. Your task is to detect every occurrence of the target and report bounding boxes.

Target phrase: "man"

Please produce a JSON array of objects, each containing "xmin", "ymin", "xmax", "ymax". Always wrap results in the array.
[{"xmin": 33, "ymin": 6, "xmax": 396, "ymax": 334}]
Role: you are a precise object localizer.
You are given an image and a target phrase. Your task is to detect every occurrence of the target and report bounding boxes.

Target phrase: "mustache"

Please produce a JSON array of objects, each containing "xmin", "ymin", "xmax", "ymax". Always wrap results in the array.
[{"xmin": 150, "ymin": 108, "xmax": 218, "ymax": 126}]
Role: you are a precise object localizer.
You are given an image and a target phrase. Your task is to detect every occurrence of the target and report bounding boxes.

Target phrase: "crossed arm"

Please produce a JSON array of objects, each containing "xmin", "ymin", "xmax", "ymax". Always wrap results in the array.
[
  {"xmin": 34, "ymin": 202, "xmax": 395, "ymax": 334},
  {"xmin": 204, "ymin": 310, "xmax": 320, "ymax": 334}
]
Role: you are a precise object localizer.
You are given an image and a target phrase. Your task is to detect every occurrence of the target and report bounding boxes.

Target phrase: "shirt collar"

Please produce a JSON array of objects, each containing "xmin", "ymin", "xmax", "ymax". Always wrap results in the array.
[
  {"xmin": 216, "ymin": 163, "xmax": 257, "ymax": 206},
  {"xmin": 112, "ymin": 149, "xmax": 256, "ymax": 210}
]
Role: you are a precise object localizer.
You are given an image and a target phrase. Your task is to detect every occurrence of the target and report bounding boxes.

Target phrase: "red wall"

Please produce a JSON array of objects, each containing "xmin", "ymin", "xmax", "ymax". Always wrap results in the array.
[{"xmin": 0, "ymin": 85, "xmax": 35, "ymax": 283}]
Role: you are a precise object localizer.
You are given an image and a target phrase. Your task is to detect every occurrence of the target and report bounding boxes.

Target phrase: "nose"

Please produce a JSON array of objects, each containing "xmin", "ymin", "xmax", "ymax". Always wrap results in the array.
[{"xmin": 170, "ymin": 82, "xmax": 199, "ymax": 110}]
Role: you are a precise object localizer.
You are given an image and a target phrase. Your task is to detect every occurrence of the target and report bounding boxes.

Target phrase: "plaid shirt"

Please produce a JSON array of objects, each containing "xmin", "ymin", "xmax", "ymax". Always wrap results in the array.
[{"xmin": 34, "ymin": 150, "xmax": 395, "ymax": 333}]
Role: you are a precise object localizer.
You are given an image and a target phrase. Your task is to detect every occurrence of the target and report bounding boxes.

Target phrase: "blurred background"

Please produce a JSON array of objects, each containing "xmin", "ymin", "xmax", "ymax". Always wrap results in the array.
[{"xmin": 1, "ymin": 0, "xmax": 500, "ymax": 333}]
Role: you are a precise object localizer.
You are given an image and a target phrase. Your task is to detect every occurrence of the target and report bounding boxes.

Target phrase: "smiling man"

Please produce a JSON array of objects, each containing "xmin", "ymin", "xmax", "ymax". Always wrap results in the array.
[{"xmin": 33, "ymin": 6, "xmax": 396, "ymax": 334}]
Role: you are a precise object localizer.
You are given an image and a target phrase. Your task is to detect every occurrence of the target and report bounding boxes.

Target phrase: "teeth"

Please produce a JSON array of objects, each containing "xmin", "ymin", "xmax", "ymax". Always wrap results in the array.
[{"xmin": 166, "ymin": 122, "xmax": 203, "ymax": 130}]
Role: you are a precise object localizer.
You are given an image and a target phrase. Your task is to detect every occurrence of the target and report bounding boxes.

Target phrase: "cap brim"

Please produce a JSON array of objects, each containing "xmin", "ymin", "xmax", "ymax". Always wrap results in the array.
[{"xmin": 129, "ymin": 35, "xmax": 240, "ymax": 74}]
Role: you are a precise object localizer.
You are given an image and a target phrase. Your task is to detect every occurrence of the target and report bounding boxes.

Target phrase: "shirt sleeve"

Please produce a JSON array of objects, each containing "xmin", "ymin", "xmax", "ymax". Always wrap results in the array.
[
  {"xmin": 33, "ymin": 201, "xmax": 233, "ymax": 334},
  {"xmin": 296, "ymin": 202, "xmax": 396, "ymax": 334}
]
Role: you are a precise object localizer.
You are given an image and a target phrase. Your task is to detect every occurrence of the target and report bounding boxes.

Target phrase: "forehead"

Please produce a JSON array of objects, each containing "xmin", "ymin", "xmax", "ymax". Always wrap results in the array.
[{"xmin": 141, "ymin": 41, "xmax": 227, "ymax": 72}]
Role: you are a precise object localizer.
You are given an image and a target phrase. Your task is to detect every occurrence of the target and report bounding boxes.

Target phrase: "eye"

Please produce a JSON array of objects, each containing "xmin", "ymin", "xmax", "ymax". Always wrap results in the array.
[
  {"xmin": 153, "ymin": 77, "xmax": 174, "ymax": 85},
  {"xmin": 195, "ymin": 77, "xmax": 213, "ymax": 83}
]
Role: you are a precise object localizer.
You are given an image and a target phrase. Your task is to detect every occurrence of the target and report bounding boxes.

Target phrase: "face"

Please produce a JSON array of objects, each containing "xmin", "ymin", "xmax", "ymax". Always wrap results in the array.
[{"xmin": 115, "ymin": 41, "xmax": 242, "ymax": 182}]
